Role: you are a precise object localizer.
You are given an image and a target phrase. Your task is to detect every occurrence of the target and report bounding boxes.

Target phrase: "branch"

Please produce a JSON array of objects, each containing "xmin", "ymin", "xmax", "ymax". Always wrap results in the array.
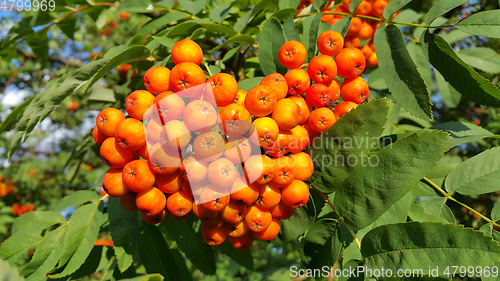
[
  {"xmin": 16, "ymin": 50, "xmax": 83, "ymax": 68},
  {"xmin": 311, "ymin": 186, "xmax": 362, "ymax": 249}
]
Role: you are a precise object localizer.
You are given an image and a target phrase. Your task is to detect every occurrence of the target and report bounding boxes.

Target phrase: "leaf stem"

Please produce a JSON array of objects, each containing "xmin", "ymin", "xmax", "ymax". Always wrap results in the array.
[
  {"xmin": 311, "ymin": 186, "xmax": 362, "ymax": 249},
  {"xmin": 204, "ymin": 62, "xmax": 213, "ymax": 76},
  {"xmin": 422, "ymin": 177, "xmax": 500, "ymax": 228}
]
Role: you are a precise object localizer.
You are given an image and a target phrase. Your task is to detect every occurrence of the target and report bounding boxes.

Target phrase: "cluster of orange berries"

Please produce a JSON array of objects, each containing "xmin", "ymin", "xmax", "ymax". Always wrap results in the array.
[
  {"xmin": 306, "ymin": 0, "xmax": 392, "ymax": 67},
  {"xmin": 0, "ymin": 176, "xmax": 16, "ymax": 197},
  {"xmin": 92, "ymin": 39, "xmax": 316, "ymax": 249},
  {"xmin": 12, "ymin": 203, "xmax": 35, "ymax": 217}
]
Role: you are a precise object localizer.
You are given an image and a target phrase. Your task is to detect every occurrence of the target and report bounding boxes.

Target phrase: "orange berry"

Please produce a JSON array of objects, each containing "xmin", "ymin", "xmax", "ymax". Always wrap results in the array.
[
  {"xmin": 154, "ymin": 92, "xmax": 185, "ymax": 123},
  {"xmin": 244, "ymin": 155, "xmax": 275, "ymax": 185},
  {"xmin": 308, "ymin": 107, "xmax": 337, "ymax": 133},
  {"xmin": 340, "ymin": 76, "xmax": 369, "ymax": 104},
  {"xmin": 260, "ymin": 73, "xmax": 288, "ymax": 100},
  {"xmin": 255, "ymin": 182, "xmax": 281, "ymax": 209},
  {"xmin": 96, "ymin": 108, "xmax": 125, "ymax": 137},
  {"xmin": 156, "ymin": 170, "xmax": 184, "ymax": 194},
  {"xmin": 335, "ymin": 47, "xmax": 366, "ymax": 78},
  {"xmin": 305, "ymin": 83, "xmax": 332, "ymax": 107},
  {"xmin": 244, "ymin": 204, "xmax": 272, "ymax": 232},
  {"xmin": 278, "ymin": 40, "xmax": 307, "ymax": 69},
  {"xmin": 182, "ymin": 100, "xmax": 218, "ymax": 133},
  {"xmin": 327, "ymin": 80, "xmax": 341, "ymax": 102},
  {"xmin": 193, "ymin": 131, "xmax": 225, "ymax": 162},
  {"xmin": 250, "ymin": 117, "xmax": 279, "ymax": 147},
  {"xmin": 92, "ymin": 125, "xmax": 108, "ymax": 146},
  {"xmin": 122, "ymin": 159, "xmax": 156, "ymax": 193},
  {"xmin": 115, "ymin": 118, "xmax": 146, "ymax": 151},
  {"xmin": 144, "ymin": 66, "xmax": 171, "ymax": 94},
  {"xmin": 347, "ymin": 17, "xmax": 363, "ymax": 36},
  {"xmin": 281, "ymin": 180, "xmax": 309, "ymax": 208},
  {"xmin": 100, "ymin": 137, "xmax": 134, "ymax": 168},
  {"xmin": 230, "ymin": 176, "xmax": 260, "ymax": 206},
  {"xmin": 207, "ymin": 73, "xmax": 238, "ymax": 107},
  {"xmin": 343, "ymin": 36, "xmax": 360, "ymax": 48},
  {"xmin": 245, "ymin": 85, "xmax": 277, "ymax": 117},
  {"xmin": 218, "ymin": 104, "xmax": 253, "ymax": 137},
  {"xmin": 229, "ymin": 231, "xmax": 255, "ymax": 249},
  {"xmin": 102, "ymin": 168, "xmax": 129, "ymax": 197},
  {"xmin": 200, "ymin": 184, "xmax": 230, "ymax": 212},
  {"xmin": 307, "ymin": 55, "xmax": 337, "ymax": 85},
  {"xmin": 289, "ymin": 96, "xmax": 311, "ymax": 124},
  {"xmin": 317, "ymin": 30, "xmax": 344, "ymax": 56},
  {"xmin": 372, "ymin": 0, "xmax": 388, "ymax": 18},
  {"xmin": 166, "ymin": 190, "xmax": 193, "ymax": 217},
  {"xmin": 224, "ymin": 220, "xmax": 249, "ymax": 237},
  {"xmin": 224, "ymin": 136, "xmax": 253, "ymax": 163},
  {"xmin": 285, "ymin": 68, "xmax": 311, "ymax": 96},
  {"xmin": 358, "ymin": 22, "xmax": 374, "ymax": 40},
  {"xmin": 289, "ymin": 152, "xmax": 314, "ymax": 181},
  {"xmin": 272, "ymin": 99, "xmax": 302, "ymax": 130},
  {"xmin": 207, "ymin": 158, "xmax": 238, "ymax": 188},
  {"xmin": 333, "ymin": 101, "xmax": 358, "ymax": 119},
  {"xmin": 272, "ymin": 156, "xmax": 296, "ymax": 187},
  {"xmin": 162, "ymin": 120, "xmax": 191, "ymax": 150},
  {"xmin": 220, "ymin": 201, "xmax": 248, "ymax": 224},
  {"xmin": 253, "ymin": 218, "xmax": 280, "ymax": 241},
  {"xmin": 201, "ymin": 225, "xmax": 227, "ymax": 246},
  {"xmin": 136, "ymin": 187, "xmax": 166, "ymax": 216},
  {"xmin": 171, "ymin": 39, "xmax": 203, "ymax": 65},
  {"xmin": 169, "ymin": 62, "xmax": 206, "ymax": 93}
]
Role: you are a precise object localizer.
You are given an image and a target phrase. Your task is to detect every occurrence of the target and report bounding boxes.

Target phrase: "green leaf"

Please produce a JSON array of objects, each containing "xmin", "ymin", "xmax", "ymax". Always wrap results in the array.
[
  {"xmin": 445, "ymin": 147, "xmax": 500, "ymax": 195},
  {"xmin": 69, "ymin": 245, "xmax": 104, "ymax": 280},
  {"xmin": 138, "ymin": 12, "xmax": 189, "ymax": 35},
  {"xmin": 120, "ymin": 274, "xmax": 165, "ymax": 281},
  {"xmin": 310, "ymin": 99, "xmax": 388, "ymax": 193},
  {"xmin": 338, "ymin": 260, "xmax": 364, "ymax": 281},
  {"xmin": 26, "ymin": 32, "xmax": 49, "ymax": 61},
  {"xmin": 374, "ymin": 24, "xmax": 432, "ymax": 120},
  {"xmin": 279, "ymin": 0, "xmax": 300, "ymax": 9},
  {"xmin": 0, "ymin": 96, "xmax": 34, "ymax": 133},
  {"xmin": 406, "ymin": 40, "xmax": 432, "ymax": 89},
  {"xmin": 421, "ymin": 31, "xmax": 500, "ymax": 107},
  {"xmin": 492, "ymin": 202, "xmax": 500, "ymax": 221},
  {"xmin": 435, "ymin": 70, "xmax": 461, "ymax": 108},
  {"xmin": 88, "ymin": 87, "xmax": 116, "ymax": 102},
  {"xmin": 22, "ymin": 226, "xmax": 67, "ymax": 281},
  {"xmin": 312, "ymin": 0, "xmax": 328, "ymax": 12},
  {"xmin": 85, "ymin": 46, "xmax": 151, "ymax": 92},
  {"xmin": 383, "ymin": 0, "xmax": 412, "ymax": 20},
  {"xmin": 457, "ymin": 47, "xmax": 500, "ymax": 74},
  {"xmin": 413, "ymin": 163, "xmax": 458, "ymax": 196},
  {"xmin": 117, "ymin": 0, "xmax": 155, "ymax": 13},
  {"xmin": 418, "ymin": 197, "xmax": 455, "ymax": 223},
  {"xmin": 218, "ymin": 239, "xmax": 254, "ymax": 270},
  {"xmin": 209, "ymin": 4, "xmax": 232, "ymax": 23},
  {"xmin": 279, "ymin": 194, "xmax": 316, "ymax": 242},
  {"xmin": 50, "ymin": 202, "xmax": 104, "ymax": 278},
  {"xmin": 0, "ymin": 258, "xmax": 24, "ymax": 281},
  {"xmin": 300, "ymin": 13, "xmax": 322, "ymax": 62},
  {"xmin": 258, "ymin": 17, "xmax": 287, "ymax": 75},
  {"xmin": 179, "ymin": 0, "xmax": 206, "ymax": 15},
  {"xmin": 283, "ymin": 15, "xmax": 300, "ymax": 41},
  {"xmin": 163, "ymin": 216, "xmax": 216, "ymax": 275},
  {"xmin": 53, "ymin": 190, "xmax": 98, "ymax": 212},
  {"xmin": 153, "ymin": 36, "xmax": 176, "ymax": 49},
  {"xmin": 302, "ymin": 219, "xmax": 342, "ymax": 270},
  {"xmin": 0, "ymin": 233, "xmax": 42, "ymax": 261},
  {"xmin": 56, "ymin": 14, "xmax": 77, "ymax": 40},
  {"xmin": 424, "ymin": 0, "xmax": 468, "ymax": 25},
  {"xmin": 349, "ymin": 0, "xmax": 363, "ymax": 13},
  {"xmin": 409, "ymin": 203, "xmax": 450, "ymax": 224},
  {"xmin": 271, "ymin": 8, "xmax": 298, "ymax": 21},
  {"xmin": 335, "ymin": 130, "xmax": 449, "ymax": 230},
  {"xmin": 238, "ymin": 77, "xmax": 264, "ymax": 91},
  {"xmin": 12, "ymin": 211, "xmax": 65, "ymax": 235},
  {"xmin": 208, "ymin": 35, "xmax": 255, "ymax": 52},
  {"xmin": 430, "ymin": 122, "xmax": 494, "ymax": 149},
  {"xmin": 193, "ymin": 21, "xmax": 238, "ymax": 37},
  {"xmin": 234, "ymin": 1, "xmax": 269, "ymax": 33},
  {"xmin": 442, "ymin": 29, "xmax": 471, "ymax": 43},
  {"xmin": 455, "ymin": 10, "xmax": 500, "ymax": 39},
  {"xmin": 330, "ymin": 16, "xmax": 351, "ymax": 37},
  {"xmin": 108, "ymin": 197, "xmax": 140, "ymax": 272},
  {"xmin": 368, "ymin": 68, "xmax": 388, "ymax": 90},
  {"xmin": 362, "ymin": 222, "xmax": 500, "ymax": 275},
  {"xmin": 139, "ymin": 222, "xmax": 188, "ymax": 281}
]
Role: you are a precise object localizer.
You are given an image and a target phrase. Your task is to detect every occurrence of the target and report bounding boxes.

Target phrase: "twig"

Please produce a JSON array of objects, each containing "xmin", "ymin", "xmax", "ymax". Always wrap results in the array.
[{"xmin": 311, "ymin": 186, "xmax": 362, "ymax": 249}]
